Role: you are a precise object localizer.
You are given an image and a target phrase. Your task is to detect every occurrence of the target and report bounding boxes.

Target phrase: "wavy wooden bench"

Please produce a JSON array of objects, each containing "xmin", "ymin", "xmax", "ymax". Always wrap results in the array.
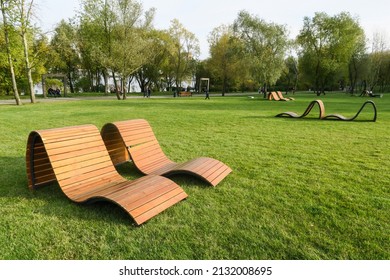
[
  {"xmin": 275, "ymin": 100, "xmax": 325, "ymax": 119},
  {"xmin": 178, "ymin": 91, "xmax": 192, "ymax": 97},
  {"xmin": 101, "ymin": 119, "xmax": 232, "ymax": 187},
  {"xmin": 276, "ymin": 91, "xmax": 295, "ymax": 101},
  {"xmin": 322, "ymin": 100, "xmax": 377, "ymax": 122},
  {"xmin": 26, "ymin": 124, "xmax": 187, "ymax": 225},
  {"xmin": 267, "ymin": 91, "xmax": 281, "ymax": 101}
]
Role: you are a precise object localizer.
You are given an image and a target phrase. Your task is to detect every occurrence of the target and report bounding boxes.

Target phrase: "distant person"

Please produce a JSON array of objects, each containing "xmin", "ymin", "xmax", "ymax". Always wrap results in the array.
[
  {"xmin": 55, "ymin": 88, "xmax": 61, "ymax": 97},
  {"xmin": 204, "ymin": 87, "xmax": 210, "ymax": 100}
]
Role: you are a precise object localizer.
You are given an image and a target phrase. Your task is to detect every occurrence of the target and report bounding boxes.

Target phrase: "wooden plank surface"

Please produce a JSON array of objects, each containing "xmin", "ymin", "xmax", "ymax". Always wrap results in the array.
[{"xmin": 101, "ymin": 119, "xmax": 232, "ymax": 186}]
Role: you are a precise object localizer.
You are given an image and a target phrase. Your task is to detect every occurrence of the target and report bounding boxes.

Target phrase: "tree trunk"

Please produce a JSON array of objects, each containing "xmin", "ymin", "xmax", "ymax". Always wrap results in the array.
[
  {"xmin": 263, "ymin": 83, "xmax": 267, "ymax": 98},
  {"xmin": 67, "ymin": 72, "xmax": 74, "ymax": 94},
  {"xmin": 112, "ymin": 71, "xmax": 121, "ymax": 100},
  {"xmin": 1, "ymin": 0, "xmax": 22, "ymax": 105},
  {"xmin": 103, "ymin": 69, "xmax": 109, "ymax": 95},
  {"xmin": 22, "ymin": 31, "xmax": 35, "ymax": 103},
  {"xmin": 20, "ymin": 0, "xmax": 35, "ymax": 103},
  {"xmin": 121, "ymin": 77, "xmax": 127, "ymax": 100}
]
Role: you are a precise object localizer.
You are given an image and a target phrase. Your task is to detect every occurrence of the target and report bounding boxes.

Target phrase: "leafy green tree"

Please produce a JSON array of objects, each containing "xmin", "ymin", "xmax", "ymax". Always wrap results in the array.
[
  {"xmin": 109, "ymin": 0, "xmax": 157, "ymax": 99},
  {"xmin": 50, "ymin": 19, "xmax": 80, "ymax": 94},
  {"xmin": 79, "ymin": 0, "xmax": 158, "ymax": 99},
  {"xmin": 347, "ymin": 34, "xmax": 367, "ymax": 94},
  {"xmin": 79, "ymin": 0, "xmax": 118, "ymax": 95},
  {"xmin": 366, "ymin": 32, "xmax": 389, "ymax": 92},
  {"xmin": 167, "ymin": 19, "xmax": 200, "ymax": 93},
  {"xmin": 297, "ymin": 12, "xmax": 365, "ymax": 95},
  {"xmin": 134, "ymin": 29, "xmax": 173, "ymax": 93},
  {"xmin": 276, "ymin": 55, "xmax": 299, "ymax": 93},
  {"xmin": 233, "ymin": 10, "xmax": 289, "ymax": 95},
  {"xmin": 207, "ymin": 24, "xmax": 245, "ymax": 95}
]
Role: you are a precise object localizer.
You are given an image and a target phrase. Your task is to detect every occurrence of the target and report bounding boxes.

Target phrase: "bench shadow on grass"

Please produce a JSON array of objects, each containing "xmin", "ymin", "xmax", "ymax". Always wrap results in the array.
[
  {"xmin": 115, "ymin": 161, "xmax": 210, "ymax": 189},
  {"xmin": 4, "ymin": 156, "xmax": 206, "ymax": 227},
  {"xmin": 243, "ymin": 115, "xmax": 376, "ymax": 122},
  {"xmin": 4, "ymin": 156, "xmax": 208, "ymax": 227},
  {"xmin": 1, "ymin": 156, "xmax": 143, "ymax": 227},
  {"xmin": 243, "ymin": 115, "xmax": 324, "ymax": 121}
]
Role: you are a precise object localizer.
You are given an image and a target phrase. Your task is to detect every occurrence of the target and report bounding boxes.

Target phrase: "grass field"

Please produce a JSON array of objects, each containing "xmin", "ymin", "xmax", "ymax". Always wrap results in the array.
[{"xmin": 0, "ymin": 92, "xmax": 389, "ymax": 260}]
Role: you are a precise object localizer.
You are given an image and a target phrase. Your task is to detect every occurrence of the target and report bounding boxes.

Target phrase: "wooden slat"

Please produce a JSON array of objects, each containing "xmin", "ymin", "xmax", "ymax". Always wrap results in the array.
[{"xmin": 134, "ymin": 191, "xmax": 189, "ymax": 225}]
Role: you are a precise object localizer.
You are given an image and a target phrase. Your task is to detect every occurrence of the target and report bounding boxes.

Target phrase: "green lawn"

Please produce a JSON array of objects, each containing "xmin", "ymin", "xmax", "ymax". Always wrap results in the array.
[{"xmin": 0, "ymin": 92, "xmax": 389, "ymax": 260}]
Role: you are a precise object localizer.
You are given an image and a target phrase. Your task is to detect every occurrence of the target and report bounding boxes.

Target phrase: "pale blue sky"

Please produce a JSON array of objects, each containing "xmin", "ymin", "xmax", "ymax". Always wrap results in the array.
[{"xmin": 34, "ymin": 0, "xmax": 390, "ymax": 58}]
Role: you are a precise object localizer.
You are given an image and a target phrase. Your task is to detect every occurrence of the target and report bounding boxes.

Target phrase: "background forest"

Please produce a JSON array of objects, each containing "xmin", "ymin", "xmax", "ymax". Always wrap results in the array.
[{"xmin": 1, "ymin": 0, "xmax": 390, "ymax": 104}]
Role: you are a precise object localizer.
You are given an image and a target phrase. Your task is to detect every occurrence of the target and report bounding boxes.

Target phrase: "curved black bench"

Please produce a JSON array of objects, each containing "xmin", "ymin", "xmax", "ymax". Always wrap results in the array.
[
  {"xmin": 275, "ymin": 100, "xmax": 325, "ymax": 119},
  {"xmin": 323, "ymin": 100, "xmax": 377, "ymax": 122}
]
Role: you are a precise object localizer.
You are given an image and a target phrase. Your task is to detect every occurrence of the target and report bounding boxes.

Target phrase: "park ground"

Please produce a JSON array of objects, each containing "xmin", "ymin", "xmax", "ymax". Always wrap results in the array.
[{"xmin": 0, "ymin": 91, "xmax": 389, "ymax": 259}]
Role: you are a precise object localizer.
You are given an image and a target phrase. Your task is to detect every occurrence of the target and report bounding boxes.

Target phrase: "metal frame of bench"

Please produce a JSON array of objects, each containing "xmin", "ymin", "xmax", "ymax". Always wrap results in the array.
[
  {"xmin": 101, "ymin": 119, "xmax": 232, "ymax": 187},
  {"xmin": 26, "ymin": 124, "xmax": 187, "ymax": 225}
]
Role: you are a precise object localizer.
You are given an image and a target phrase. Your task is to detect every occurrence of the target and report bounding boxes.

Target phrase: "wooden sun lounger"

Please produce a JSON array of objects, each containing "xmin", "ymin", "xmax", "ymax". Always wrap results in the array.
[
  {"xmin": 26, "ymin": 124, "xmax": 188, "ymax": 225},
  {"xmin": 322, "ymin": 100, "xmax": 377, "ymax": 122},
  {"xmin": 268, "ymin": 91, "xmax": 294, "ymax": 101},
  {"xmin": 101, "ymin": 119, "xmax": 232, "ymax": 187},
  {"xmin": 275, "ymin": 100, "xmax": 325, "ymax": 119},
  {"xmin": 276, "ymin": 91, "xmax": 295, "ymax": 101},
  {"xmin": 267, "ymin": 91, "xmax": 281, "ymax": 101}
]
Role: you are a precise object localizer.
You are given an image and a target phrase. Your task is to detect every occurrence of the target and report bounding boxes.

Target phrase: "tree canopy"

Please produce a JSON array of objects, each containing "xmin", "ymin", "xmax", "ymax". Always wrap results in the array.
[{"xmin": 1, "ymin": 2, "xmax": 390, "ymax": 104}]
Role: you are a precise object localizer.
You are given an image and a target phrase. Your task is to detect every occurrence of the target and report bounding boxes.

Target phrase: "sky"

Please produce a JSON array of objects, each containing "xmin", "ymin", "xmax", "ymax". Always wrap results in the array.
[{"xmin": 34, "ymin": 0, "xmax": 390, "ymax": 59}]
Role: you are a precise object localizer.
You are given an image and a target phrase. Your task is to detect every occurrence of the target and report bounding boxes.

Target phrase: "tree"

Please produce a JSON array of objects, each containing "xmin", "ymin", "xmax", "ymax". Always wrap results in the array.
[
  {"xmin": 79, "ymin": 0, "xmax": 118, "ymax": 95},
  {"xmin": 366, "ymin": 32, "xmax": 389, "ymax": 92},
  {"xmin": 167, "ymin": 19, "xmax": 200, "ymax": 93},
  {"xmin": 297, "ymin": 12, "xmax": 365, "ymax": 95},
  {"xmin": 1, "ymin": 0, "xmax": 22, "ymax": 105},
  {"xmin": 50, "ymin": 19, "xmax": 80, "ymax": 94},
  {"xmin": 233, "ymin": 10, "xmax": 289, "ymax": 95},
  {"xmin": 79, "ymin": 0, "xmax": 158, "ymax": 99},
  {"xmin": 347, "ymin": 34, "xmax": 367, "ymax": 94},
  {"xmin": 276, "ymin": 55, "xmax": 299, "ymax": 93},
  {"xmin": 109, "ymin": 0, "xmax": 157, "ymax": 99},
  {"xmin": 208, "ymin": 24, "xmax": 245, "ymax": 95},
  {"xmin": 14, "ymin": 0, "xmax": 36, "ymax": 103}
]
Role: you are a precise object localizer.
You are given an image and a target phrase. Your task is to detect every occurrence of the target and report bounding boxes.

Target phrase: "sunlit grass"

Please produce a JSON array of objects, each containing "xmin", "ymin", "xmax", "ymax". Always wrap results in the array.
[{"xmin": 0, "ymin": 92, "xmax": 388, "ymax": 259}]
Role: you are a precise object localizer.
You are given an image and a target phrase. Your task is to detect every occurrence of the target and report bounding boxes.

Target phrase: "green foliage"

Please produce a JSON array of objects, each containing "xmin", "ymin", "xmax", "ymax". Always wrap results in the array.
[
  {"xmin": 0, "ymin": 93, "xmax": 389, "ymax": 259},
  {"xmin": 207, "ymin": 25, "xmax": 247, "ymax": 94},
  {"xmin": 167, "ymin": 19, "xmax": 200, "ymax": 89},
  {"xmin": 233, "ymin": 10, "xmax": 289, "ymax": 90},
  {"xmin": 297, "ymin": 12, "xmax": 365, "ymax": 94}
]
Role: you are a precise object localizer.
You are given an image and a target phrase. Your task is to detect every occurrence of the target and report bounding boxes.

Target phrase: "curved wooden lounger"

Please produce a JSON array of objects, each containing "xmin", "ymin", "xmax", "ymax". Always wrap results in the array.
[
  {"xmin": 26, "ymin": 124, "xmax": 187, "ymax": 225},
  {"xmin": 322, "ymin": 100, "xmax": 377, "ymax": 122},
  {"xmin": 276, "ymin": 91, "xmax": 295, "ymax": 101},
  {"xmin": 275, "ymin": 100, "xmax": 325, "ymax": 119},
  {"xmin": 101, "ymin": 119, "xmax": 232, "ymax": 187},
  {"xmin": 268, "ymin": 91, "xmax": 281, "ymax": 101}
]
